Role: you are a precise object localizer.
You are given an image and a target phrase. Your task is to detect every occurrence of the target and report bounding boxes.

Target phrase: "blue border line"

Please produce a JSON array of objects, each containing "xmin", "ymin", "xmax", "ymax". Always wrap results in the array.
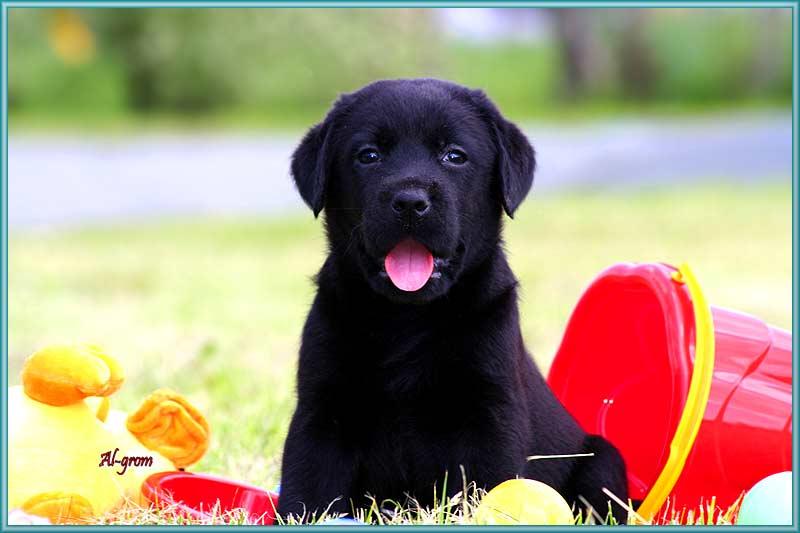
[
  {"xmin": 2, "ymin": 0, "xmax": 8, "ymax": 529},
  {"xmin": 0, "ymin": 2, "xmax": 797, "ymax": 6},
  {"xmin": 0, "ymin": 3, "xmax": 797, "ymax": 532},
  {"xmin": 792, "ymin": 3, "xmax": 799, "ymax": 532}
]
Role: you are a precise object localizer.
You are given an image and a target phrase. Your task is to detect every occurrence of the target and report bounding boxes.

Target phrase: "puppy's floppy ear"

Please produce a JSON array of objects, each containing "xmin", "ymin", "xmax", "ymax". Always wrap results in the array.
[
  {"xmin": 472, "ymin": 91, "xmax": 536, "ymax": 218},
  {"xmin": 492, "ymin": 119, "xmax": 536, "ymax": 218},
  {"xmin": 291, "ymin": 120, "xmax": 333, "ymax": 218}
]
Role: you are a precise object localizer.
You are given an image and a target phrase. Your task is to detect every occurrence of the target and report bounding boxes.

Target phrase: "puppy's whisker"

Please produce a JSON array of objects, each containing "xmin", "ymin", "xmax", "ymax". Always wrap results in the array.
[
  {"xmin": 342, "ymin": 219, "xmax": 366, "ymax": 257},
  {"xmin": 526, "ymin": 452, "xmax": 595, "ymax": 461},
  {"xmin": 456, "ymin": 211, "xmax": 480, "ymax": 225},
  {"xmin": 578, "ymin": 495, "xmax": 603, "ymax": 525}
]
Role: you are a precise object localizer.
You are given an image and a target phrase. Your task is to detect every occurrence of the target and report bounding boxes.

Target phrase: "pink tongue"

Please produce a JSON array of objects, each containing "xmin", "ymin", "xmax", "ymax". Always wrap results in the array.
[{"xmin": 384, "ymin": 239, "xmax": 434, "ymax": 292}]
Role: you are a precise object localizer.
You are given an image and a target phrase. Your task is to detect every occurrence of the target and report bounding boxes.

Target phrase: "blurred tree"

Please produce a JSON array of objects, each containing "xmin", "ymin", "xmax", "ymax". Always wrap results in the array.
[
  {"xmin": 48, "ymin": 9, "xmax": 96, "ymax": 66},
  {"xmin": 7, "ymin": 7, "xmax": 793, "ymax": 122},
  {"xmin": 9, "ymin": 8, "xmax": 127, "ymax": 113},
  {"xmin": 548, "ymin": 9, "xmax": 614, "ymax": 99},
  {"xmin": 749, "ymin": 9, "xmax": 790, "ymax": 95},
  {"xmin": 546, "ymin": 8, "xmax": 791, "ymax": 105},
  {"xmin": 550, "ymin": 9, "xmax": 592, "ymax": 98},
  {"xmin": 93, "ymin": 10, "xmax": 160, "ymax": 110},
  {"xmin": 642, "ymin": 9, "xmax": 791, "ymax": 102},
  {"xmin": 615, "ymin": 9, "xmax": 657, "ymax": 100},
  {"xmin": 88, "ymin": 8, "xmax": 442, "ymax": 113}
]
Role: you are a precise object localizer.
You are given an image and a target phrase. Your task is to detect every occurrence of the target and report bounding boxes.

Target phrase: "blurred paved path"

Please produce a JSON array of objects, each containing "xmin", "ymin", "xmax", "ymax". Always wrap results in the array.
[{"xmin": 9, "ymin": 112, "xmax": 791, "ymax": 230}]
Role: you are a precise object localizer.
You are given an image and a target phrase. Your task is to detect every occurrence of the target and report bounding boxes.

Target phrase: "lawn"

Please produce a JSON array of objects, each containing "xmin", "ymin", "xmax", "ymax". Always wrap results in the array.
[{"xmin": 7, "ymin": 182, "xmax": 792, "ymax": 523}]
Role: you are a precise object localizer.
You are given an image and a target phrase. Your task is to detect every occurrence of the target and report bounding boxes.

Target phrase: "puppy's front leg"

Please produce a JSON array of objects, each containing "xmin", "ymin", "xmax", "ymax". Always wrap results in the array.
[
  {"xmin": 277, "ymin": 408, "xmax": 356, "ymax": 522},
  {"xmin": 567, "ymin": 434, "xmax": 629, "ymax": 525}
]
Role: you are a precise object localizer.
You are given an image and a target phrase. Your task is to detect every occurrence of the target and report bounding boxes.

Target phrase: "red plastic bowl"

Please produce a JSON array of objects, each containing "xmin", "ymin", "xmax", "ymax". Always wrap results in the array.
[{"xmin": 142, "ymin": 471, "xmax": 280, "ymax": 525}]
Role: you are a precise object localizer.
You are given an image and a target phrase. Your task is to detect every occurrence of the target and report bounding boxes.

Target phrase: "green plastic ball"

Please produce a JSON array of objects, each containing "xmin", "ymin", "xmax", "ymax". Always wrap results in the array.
[{"xmin": 737, "ymin": 471, "xmax": 792, "ymax": 525}]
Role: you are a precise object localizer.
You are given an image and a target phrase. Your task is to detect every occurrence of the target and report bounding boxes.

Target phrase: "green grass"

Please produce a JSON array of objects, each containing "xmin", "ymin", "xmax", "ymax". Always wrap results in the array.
[
  {"xmin": 8, "ymin": 183, "xmax": 791, "ymax": 524},
  {"xmin": 89, "ymin": 480, "xmax": 742, "ymax": 525}
]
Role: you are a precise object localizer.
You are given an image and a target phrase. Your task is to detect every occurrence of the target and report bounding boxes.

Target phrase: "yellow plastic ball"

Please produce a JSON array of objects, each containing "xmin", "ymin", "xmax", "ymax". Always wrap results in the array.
[{"xmin": 475, "ymin": 479, "xmax": 574, "ymax": 525}]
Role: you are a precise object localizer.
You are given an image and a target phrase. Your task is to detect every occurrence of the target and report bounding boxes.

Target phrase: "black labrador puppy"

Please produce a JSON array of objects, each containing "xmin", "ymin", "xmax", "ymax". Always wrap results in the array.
[{"xmin": 278, "ymin": 79, "xmax": 628, "ymax": 523}]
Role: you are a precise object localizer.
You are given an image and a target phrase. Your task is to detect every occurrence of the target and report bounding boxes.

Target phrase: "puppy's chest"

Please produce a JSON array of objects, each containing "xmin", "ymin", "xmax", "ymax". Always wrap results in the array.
[
  {"xmin": 341, "ymin": 361, "xmax": 485, "ymax": 498},
  {"xmin": 349, "ymin": 324, "xmax": 472, "ymax": 399},
  {"xmin": 330, "ymin": 325, "xmax": 490, "ymax": 436}
]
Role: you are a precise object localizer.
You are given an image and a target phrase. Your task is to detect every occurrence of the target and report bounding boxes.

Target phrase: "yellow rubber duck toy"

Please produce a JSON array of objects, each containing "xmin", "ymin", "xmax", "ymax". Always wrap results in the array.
[{"xmin": 9, "ymin": 343, "xmax": 210, "ymax": 524}]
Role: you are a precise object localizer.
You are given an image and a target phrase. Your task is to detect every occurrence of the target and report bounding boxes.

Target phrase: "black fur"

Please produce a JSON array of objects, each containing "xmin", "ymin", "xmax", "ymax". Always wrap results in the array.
[{"xmin": 278, "ymin": 79, "xmax": 628, "ymax": 523}]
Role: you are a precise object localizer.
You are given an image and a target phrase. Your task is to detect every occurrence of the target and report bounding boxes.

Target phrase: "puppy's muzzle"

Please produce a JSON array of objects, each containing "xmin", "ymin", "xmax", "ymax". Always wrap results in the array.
[{"xmin": 390, "ymin": 187, "xmax": 431, "ymax": 223}]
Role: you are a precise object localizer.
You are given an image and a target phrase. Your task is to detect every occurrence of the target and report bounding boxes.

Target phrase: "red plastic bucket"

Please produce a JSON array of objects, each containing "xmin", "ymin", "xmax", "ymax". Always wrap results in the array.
[
  {"xmin": 547, "ymin": 262, "xmax": 792, "ymax": 519},
  {"xmin": 142, "ymin": 471, "xmax": 280, "ymax": 525}
]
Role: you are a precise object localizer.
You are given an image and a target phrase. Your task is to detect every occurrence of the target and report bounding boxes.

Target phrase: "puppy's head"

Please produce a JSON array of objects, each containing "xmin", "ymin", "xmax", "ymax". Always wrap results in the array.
[{"xmin": 292, "ymin": 79, "xmax": 535, "ymax": 304}]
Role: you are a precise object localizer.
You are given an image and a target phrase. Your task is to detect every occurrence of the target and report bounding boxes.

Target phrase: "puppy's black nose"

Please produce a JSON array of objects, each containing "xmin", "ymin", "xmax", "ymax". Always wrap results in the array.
[{"xmin": 391, "ymin": 189, "xmax": 430, "ymax": 217}]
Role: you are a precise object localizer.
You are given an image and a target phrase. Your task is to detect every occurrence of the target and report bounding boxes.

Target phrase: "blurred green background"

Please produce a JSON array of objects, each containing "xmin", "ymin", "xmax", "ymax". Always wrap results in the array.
[
  {"xmin": 9, "ymin": 7, "xmax": 792, "ymax": 129},
  {"xmin": 7, "ymin": 7, "xmax": 793, "ymax": 506}
]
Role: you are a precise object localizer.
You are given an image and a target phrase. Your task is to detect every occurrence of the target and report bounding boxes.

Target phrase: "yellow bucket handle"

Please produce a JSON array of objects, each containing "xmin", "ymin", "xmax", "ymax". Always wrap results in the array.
[{"xmin": 636, "ymin": 263, "xmax": 716, "ymax": 520}]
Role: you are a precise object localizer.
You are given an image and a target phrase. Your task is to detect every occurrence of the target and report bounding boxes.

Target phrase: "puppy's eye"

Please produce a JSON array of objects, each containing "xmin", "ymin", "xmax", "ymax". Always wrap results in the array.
[
  {"xmin": 442, "ymin": 149, "xmax": 468, "ymax": 165},
  {"xmin": 357, "ymin": 148, "xmax": 381, "ymax": 165}
]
